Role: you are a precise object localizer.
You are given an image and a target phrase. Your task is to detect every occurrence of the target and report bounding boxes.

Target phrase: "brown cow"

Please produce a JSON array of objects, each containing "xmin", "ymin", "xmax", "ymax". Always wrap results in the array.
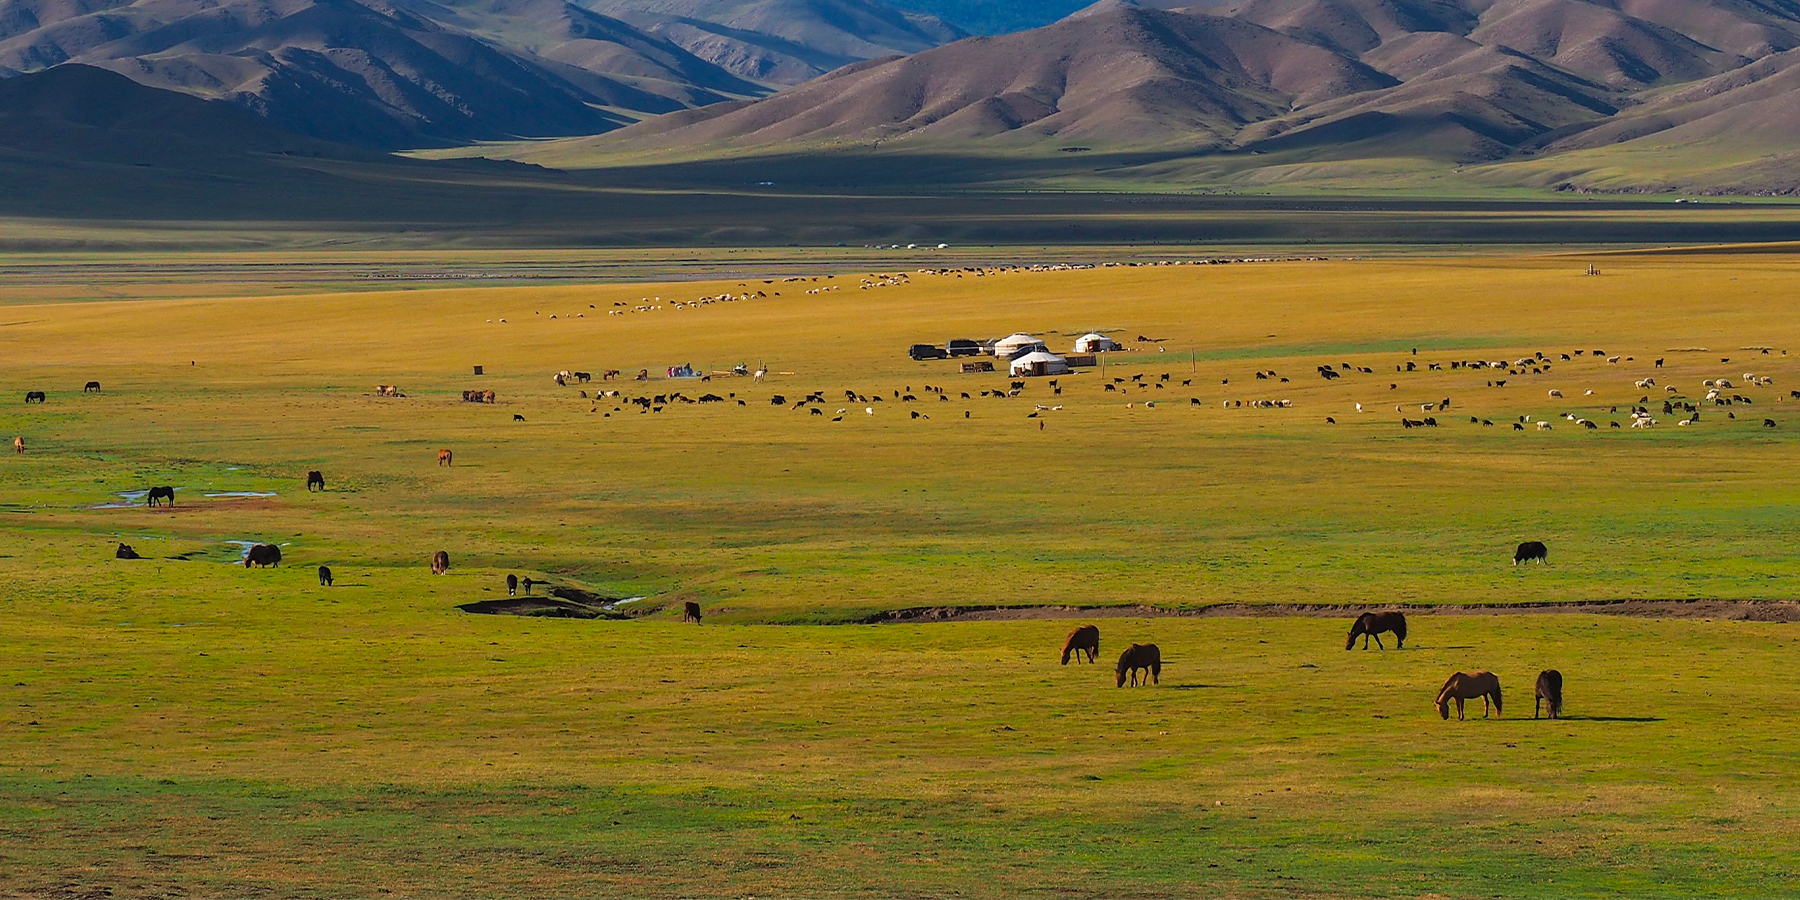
[
  {"xmin": 682, "ymin": 601, "xmax": 702, "ymax": 623},
  {"xmin": 438, "ymin": 449, "xmax": 453, "ymax": 466},
  {"xmin": 431, "ymin": 550, "xmax": 449, "ymax": 575}
]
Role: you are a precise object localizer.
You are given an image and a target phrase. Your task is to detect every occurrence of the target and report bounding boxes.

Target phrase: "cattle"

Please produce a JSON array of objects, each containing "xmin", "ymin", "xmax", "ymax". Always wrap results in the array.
[
  {"xmin": 318, "ymin": 565, "xmax": 333, "ymax": 587},
  {"xmin": 431, "ymin": 550, "xmax": 449, "ymax": 575},
  {"xmin": 146, "ymin": 486, "xmax": 175, "ymax": 507},
  {"xmin": 770, "ymin": 395, "xmax": 787, "ymax": 406},
  {"xmin": 513, "ymin": 414, "xmax": 526, "ymax": 421},
  {"xmin": 23, "ymin": 391, "xmax": 44, "ymax": 403},
  {"xmin": 1513, "ymin": 541, "xmax": 1548, "ymax": 565},
  {"xmin": 12, "ymin": 437, "xmax": 22, "ymax": 453},
  {"xmin": 306, "ymin": 471, "xmax": 325, "ymax": 492},
  {"xmin": 243, "ymin": 544, "xmax": 282, "ymax": 567},
  {"xmin": 1766, "ymin": 419, "xmax": 1778, "ymax": 428},
  {"xmin": 84, "ymin": 381, "xmax": 101, "ymax": 393},
  {"xmin": 683, "ymin": 601, "xmax": 703, "ymax": 623},
  {"xmin": 507, "ymin": 574, "xmax": 518, "ymax": 596},
  {"xmin": 437, "ymin": 449, "xmax": 453, "ymax": 466},
  {"xmin": 115, "ymin": 543, "xmax": 141, "ymax": 560}
]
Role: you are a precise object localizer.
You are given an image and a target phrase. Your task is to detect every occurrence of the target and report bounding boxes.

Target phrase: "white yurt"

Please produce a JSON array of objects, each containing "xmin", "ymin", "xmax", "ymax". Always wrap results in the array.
[
  {"xmin": 1073, "ymin": 333, "xmax": 1120, "ymax": 353},
  {"xmin": 1010, "ymin": 350, "xmax": 1069, "ymax": 377},
  {"xmin": 992, "ymin": 332, "xmax": 1048, "ymax": 359}
]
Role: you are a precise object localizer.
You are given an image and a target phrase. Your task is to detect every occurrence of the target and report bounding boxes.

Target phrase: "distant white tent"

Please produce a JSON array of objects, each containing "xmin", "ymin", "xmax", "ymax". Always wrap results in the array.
[
  {"xmin": 1010, "ymin": 350, "xmax": 1069, "ymax": 377},
  {"xmin": 1073, "ymin": 333, "xmax": 1120, "ymax": 353},
  {"xmin": 993, "ymin": 333, "xmax": 1048, "ymax": 359}
]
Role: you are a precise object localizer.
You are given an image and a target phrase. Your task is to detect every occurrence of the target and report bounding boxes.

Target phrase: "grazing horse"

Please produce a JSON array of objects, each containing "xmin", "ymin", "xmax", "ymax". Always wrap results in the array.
[
  {"xmin": 24, "ymin": 391, "xmax": 44, "ymax": 403},
  {"xmin": 521, "ymin": 577, "xmax": 535, "ymax": 595},
  {"xmin": 506, "ymin": 574, "xmax": 518, "ymax": 596},
  {"xmin": 1513, "ymin": 541, "xmax": 1548, "ymax": 565},
  {"xmin": 146, "ymin": 486, "xmax": 175, "ymax": 507},
  {"xmin": 602, "ymin": 370, "xmax": 620, "ymax": 381},
  {"xmin": 318, "ymin": 565, "xmax": 333, "ymax": 587},
  {"xmin": 438, "ymin": 449, "xmax": 453, "ymax": 467},
  {"xmin": 682, "ymin": 601, "xmax": 703, "ymax": 623},
  {"xmin": 1345, "ymin": 611, "xmax": 1407, "ymax": 650},
  {"xmin": 115, "ymin": 543, "xmax": 141, "ymax": 560},
  {"xmin": 1116, "ymin": 643, "xmax": 1161, "ymax": 687},
  {"xmin": 1535, "ymin": 670, "xmax": 1564, "ymax": 719},
  {"xmin": 1436, "ymin": 671, "xmax": 1502, "ymax": 720},
  {"xmin": 431, "ymin": 550, "xmax": 449, "ymax": 575},
  {"xmin": 12, "ymin": 437, "xmax": 22, "ymax": 454},
  {"xmin": 243, "ymin": 544, "xmax": 282, "ymax": 568},
  {"xmin": 306, "ymin": 471, "xmax": 325, "ymax": 492},
  {"xmin": 83, "ymin": 381, "xmax": 101, "ymax": 393},
  {"xmin": 1061, "ymin": 625, "xmax": 1100, "ymax": 665}
]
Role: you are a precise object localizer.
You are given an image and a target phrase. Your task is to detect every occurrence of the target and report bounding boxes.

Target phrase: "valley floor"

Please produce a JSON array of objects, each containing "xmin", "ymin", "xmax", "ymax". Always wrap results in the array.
[{"xmin": 2, "ymin": 248, "xmax": 1798, "ymax": 896}]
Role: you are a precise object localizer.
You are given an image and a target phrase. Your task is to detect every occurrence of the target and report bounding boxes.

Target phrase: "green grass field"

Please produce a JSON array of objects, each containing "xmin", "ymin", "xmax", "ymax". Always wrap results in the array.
[{"xmin": 3, "ymin": 251, "xmax": 1800, "ymax": 897}]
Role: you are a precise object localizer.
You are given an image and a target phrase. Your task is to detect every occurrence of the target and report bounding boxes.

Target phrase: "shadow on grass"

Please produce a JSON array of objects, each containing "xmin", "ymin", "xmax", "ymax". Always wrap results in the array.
[{"xmin": 1164, "ymin": 683, "xmax": 1236, "ymax": 690}]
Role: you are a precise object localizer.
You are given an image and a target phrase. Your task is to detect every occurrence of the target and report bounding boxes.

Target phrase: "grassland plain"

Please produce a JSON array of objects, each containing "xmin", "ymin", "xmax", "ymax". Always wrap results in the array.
[{"xmin": 3, "ymin": 251, "xmax": 1800, "ymax": 897}]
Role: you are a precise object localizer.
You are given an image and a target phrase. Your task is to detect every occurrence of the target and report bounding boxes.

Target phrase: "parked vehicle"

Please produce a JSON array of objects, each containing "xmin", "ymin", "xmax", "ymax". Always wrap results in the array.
[{"xmin": 908, "ymin": 344, "xmax": 948, "ymax": 360}]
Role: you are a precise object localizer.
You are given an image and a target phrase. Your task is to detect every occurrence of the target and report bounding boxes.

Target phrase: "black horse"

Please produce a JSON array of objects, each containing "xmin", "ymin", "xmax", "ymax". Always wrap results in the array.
[
  {"xmin": 146, "ymin": 486, "xmax": 176, "ymax": 507},
  {"xmin": 1514, "ymin": 541, "xmax": 1548, "ymax": 565},
  {"xmin": 318, "ymin": 565, "xmax": 333, "ymax": 587},
  {"xmin": 507, "ymin": 574, "xmax": 519, "ymax": 596},
  {"xmin": 1535, "ymin": 670, "xmax": 1564, "ymax": 719},
  {"xmin": 306, "ymin": 471, "xmax": 326, "ymax": 492},
  {"xmin": 24, "ymin": 391, "xmax": 44, "ymax": 403},
  {"xmin": 1345, "ymin": 611, "xmax": 1407, "ymax": 650},
  {"xmin": 1116, "ymin": 643, "xmax": 1161, "ymax": 687}
]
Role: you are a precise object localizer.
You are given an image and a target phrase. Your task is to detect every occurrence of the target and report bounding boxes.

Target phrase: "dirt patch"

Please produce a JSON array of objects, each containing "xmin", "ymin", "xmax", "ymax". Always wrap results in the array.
[{"xmin": 860, "ymin": 599, "xmax": 1800, "ymax": 624}]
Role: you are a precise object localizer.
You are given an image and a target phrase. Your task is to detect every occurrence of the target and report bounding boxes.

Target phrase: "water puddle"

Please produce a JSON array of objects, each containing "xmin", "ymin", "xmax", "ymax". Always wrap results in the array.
[
  {"xmin": 89, "ymin": 489, "xmax": 151, "ymax": 509},
  {"xmin": 221, "ymin": 540, "xmax": 285, "ymax": 562}
]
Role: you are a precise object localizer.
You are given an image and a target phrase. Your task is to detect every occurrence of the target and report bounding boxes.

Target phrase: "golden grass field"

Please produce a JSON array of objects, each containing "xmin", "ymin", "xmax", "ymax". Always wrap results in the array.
[{"xmin": 3, "ymin": 249, "xmax": 1800, "ymax": 897}]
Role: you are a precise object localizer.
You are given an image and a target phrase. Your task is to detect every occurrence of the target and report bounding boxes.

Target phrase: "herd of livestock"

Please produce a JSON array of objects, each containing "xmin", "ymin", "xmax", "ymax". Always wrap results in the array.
[{"xmin": 1063, "ymin": 611, "xmax": 1566, "ymax": 721}]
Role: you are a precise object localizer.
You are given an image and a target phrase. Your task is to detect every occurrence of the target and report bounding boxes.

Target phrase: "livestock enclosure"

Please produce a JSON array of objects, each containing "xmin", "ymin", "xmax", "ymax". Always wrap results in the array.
[{"xmin": 3, "ymin": 249, "xmax": 1800, "ymax": 898}]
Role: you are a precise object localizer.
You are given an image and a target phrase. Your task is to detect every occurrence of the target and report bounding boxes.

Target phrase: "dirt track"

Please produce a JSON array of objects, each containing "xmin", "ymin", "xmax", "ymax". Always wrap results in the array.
[{"xmin": 862, "ymin": 599, "xmax": 1800, "ymax": 624}]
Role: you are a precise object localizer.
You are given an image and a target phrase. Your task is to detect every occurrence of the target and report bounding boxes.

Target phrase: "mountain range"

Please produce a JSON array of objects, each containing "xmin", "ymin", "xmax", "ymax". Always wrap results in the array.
[
  {"xmin": 522, "ymin": 0, "xmax": 1800, "ymax": 193},
  {"xmin": 0, "ymin": 0, "xmax": 975, "ymax": 147}
]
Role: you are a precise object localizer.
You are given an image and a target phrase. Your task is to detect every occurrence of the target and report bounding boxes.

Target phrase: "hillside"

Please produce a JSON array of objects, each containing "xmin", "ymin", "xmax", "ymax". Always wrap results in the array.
[
  {"xmin": 581, "ymin": 0, "xmax": 967, "ymax": 84},
  {"xmin": 517, "ymin": 0, "xmax": 1800, "ymax": 193},
  {"xmin": 0, "ymin": 0, "xmax": 766, "ymax": 148}
]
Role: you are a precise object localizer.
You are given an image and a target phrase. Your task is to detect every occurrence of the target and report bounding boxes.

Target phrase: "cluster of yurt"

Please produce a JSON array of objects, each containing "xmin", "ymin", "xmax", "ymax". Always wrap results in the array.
[{"xmin": 984, "ymin": 331, "xmax": 1124, "ymax": 376}]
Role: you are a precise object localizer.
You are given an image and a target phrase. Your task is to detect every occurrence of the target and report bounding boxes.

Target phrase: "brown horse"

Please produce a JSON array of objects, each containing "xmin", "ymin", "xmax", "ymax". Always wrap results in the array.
[
  {"xmin": 1436, "ymin": 671, "xmax": 1502, "ymax": 720},
  {"xmin": 1535, "ymin": 670, "xmax": 1564, "ymax": 719},
  {"xmin": 1116, "ymin": 643, "xmax": 1161, "ymax": 687},
  {"xmin": 431, "ymin": 550, "xmax": 449, "ymax": 575},
  {"xmin": 682, "ymin": 601, "xmax": 703, "ymax": 623},
  {"xmin": 13, "ymin": 436, "xmax": 22, "ymax": 453},
  {"xmin": 306, "ymin": 471, "xmax": 325, "ymax": 491},
  {"xmin": 1345, "ymin": 611, "xmax": 1407, "ymax": 650},
  {"xmin": 437, "ymin": 449, "xmax": 453, "ymax": 467},
  {"xmin": 1061, "ymin": 625, "xmax": 1099, "ymax": 665}
]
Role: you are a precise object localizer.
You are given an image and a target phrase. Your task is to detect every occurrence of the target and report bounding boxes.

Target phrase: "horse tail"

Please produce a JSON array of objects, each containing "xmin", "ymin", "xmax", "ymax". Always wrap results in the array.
[
  {"xmin": 1492, "ymin": 681, "xmax": 1503, "ymax": 716},
  {"xmin": 1150, "ymin": 658, "xmax": 1161, "ymax": 684},
  {"xmin": 1393, "ymin": 614, "xmax": 1407, "ymax": 646}
]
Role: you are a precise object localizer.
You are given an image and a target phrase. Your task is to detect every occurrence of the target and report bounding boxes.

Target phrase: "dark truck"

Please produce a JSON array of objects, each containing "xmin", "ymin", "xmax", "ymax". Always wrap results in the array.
[
  {"xmin": 946, "ymin": 339, "xmax": 981, "ymax": 357},
  {"xmin": 908, "ymin": 344, "xmax": 948, "ymax": 360}
]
